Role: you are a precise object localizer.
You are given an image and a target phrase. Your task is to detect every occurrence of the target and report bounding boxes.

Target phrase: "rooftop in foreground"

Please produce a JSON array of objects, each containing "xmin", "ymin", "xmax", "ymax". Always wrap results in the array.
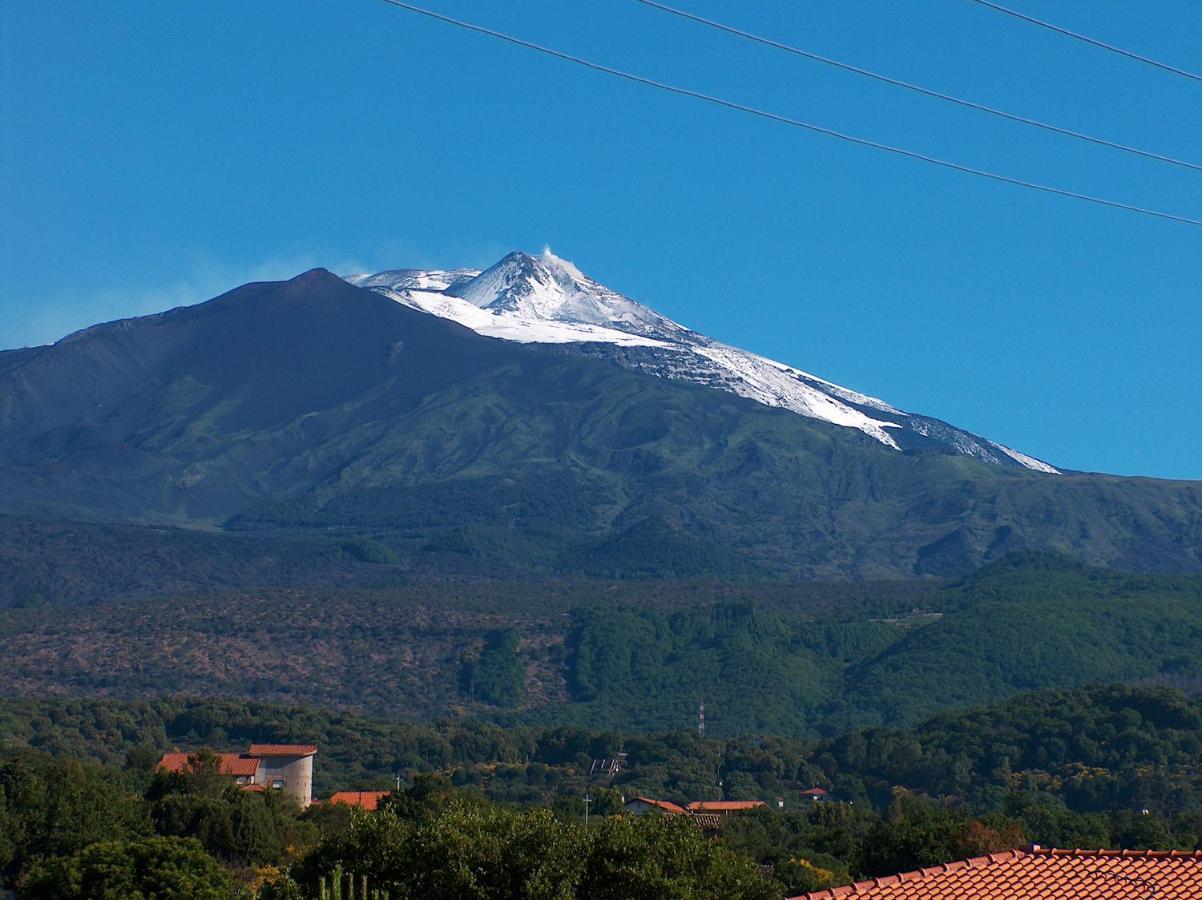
[{"xmin": 794, "ymin": 847, "xmax": 1202, "ymax": 899}]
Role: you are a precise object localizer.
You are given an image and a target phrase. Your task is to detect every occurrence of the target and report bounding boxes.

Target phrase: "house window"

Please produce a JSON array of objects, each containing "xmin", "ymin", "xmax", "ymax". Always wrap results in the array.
[
  {"xmin": 271, "ymin": 779, "xmax": 285, "ymax": 790},
  {"xmin": 235, "ymin": 776, "xmax": 249, "ymax": 785}
]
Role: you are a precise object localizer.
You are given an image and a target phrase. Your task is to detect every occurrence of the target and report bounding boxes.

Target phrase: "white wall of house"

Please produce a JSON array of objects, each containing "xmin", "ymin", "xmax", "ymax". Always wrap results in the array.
[{"xmin": 254, "ymin": 754, "xmax": 314, "ymax": 807}]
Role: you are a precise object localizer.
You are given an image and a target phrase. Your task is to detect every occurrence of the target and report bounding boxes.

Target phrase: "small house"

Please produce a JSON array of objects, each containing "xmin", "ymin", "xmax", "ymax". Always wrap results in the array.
[
  {"xmin": 156, "ymin": 742, "xmax": 317, "ymax": 807},
  {"xmin": 622, "ymin": 796, "xmax": 688, "ymax": 816}
]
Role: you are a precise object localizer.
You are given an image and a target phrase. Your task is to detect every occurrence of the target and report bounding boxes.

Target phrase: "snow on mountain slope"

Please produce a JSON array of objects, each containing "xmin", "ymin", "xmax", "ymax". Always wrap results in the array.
[
  {"xmin": 387, "ymin": 287, "xmax": 673, "ymax": 348},
  {"xmin": 345, "ymin": 268, "xmax": 479, "ymax": 292},
  {"xmin": 345, "ymin": 249, "xmax": 1058, "ymax": 473},
  {"xmin": 448, "ymin": 250, "xmax": 696, "ymax": 343}
]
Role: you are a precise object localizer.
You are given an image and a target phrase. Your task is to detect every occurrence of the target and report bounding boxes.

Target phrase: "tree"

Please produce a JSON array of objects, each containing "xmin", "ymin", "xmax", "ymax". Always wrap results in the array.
[
  {"xmin": 299, "ymin": 794, "xmax": 779, "ymax": 900},
  {"xmin": 151, "ymin": 793, "xmax": 235, "ymax": 861},
  {"xmin": 19, "ymin": 836, "xmax": 231, "ymax": 900},
  {"xmin": 776, "ymin": 856, "xmax": 847, "ymax": 894},
  {"xmin": 295, "ymin": 808, "xmax": 411, "ymax": 894},
  {"xmin": 459, "ymin": 630, "xmax": 524, "ymax": 708},
  {"xmin": 579, "ymin": 814, "xmax": 780, "ymax": 900},
  {"xmin": 0, "ymin": 753, "xmax": 148, "ymax": 887}
]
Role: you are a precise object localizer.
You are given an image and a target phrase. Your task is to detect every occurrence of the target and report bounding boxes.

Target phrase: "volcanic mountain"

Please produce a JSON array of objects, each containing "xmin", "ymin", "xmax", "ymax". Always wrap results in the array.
[
  {"xmin": 1, "ymin": 261, "xmax": 1200, "ymax": 578},
  {"xmin": 349, "ymin": 249, "xmax": 1057, "ymax": 472}
]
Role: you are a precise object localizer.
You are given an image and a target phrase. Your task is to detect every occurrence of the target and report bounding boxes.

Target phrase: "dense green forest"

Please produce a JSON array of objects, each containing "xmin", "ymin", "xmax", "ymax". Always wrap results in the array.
[
  {"xmin": 0, "ymin": 515, "xmax": 412, "ymax": 609},
  {"xmin": 2, "ymin": 553, "xmax": 1200, "ymax": 734},
  {"xmin": 6, "ymin": 684, "xmax": 1202, "ymax": 896}
]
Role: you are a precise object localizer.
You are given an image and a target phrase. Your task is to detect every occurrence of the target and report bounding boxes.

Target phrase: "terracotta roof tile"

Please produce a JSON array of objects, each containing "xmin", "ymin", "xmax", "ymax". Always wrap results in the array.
[
  {"xmin": 328, "ymin": 791, "xmax": 391, "ymax": 811},
  {"xmin": 686, "ymin": 800, "xmax": 766, "ymax": 812},
  {"xmin": 157, "ymin": 752, "xmax": 260, "ymax": 777},
  {"xmin": 792, "ymin": 846, "xmax": 1202, "ymax": 899},
  {"xmin": 247, "ymin": 744, "xmax": 318, "ymax": 757},
  {"xmin": 628, "ymin": 797, "xmax": 688, "ymax": 815}
]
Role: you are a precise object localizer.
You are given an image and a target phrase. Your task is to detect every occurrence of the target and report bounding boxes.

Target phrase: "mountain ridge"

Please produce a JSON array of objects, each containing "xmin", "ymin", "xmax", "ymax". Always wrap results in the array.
[
  {"xmin": 0, "ymin": 267, "xmax": 1199, "ymax": 578},
  {"xmin": 349, "ymin": 249, "xmax": 1059, "ymax": 473}
]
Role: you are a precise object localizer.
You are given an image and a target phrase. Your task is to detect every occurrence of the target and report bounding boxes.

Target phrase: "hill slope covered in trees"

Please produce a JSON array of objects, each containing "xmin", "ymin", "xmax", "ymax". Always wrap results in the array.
[
  {"xmin": 1, "ymin": 554, "xmax": 1199, "ymax": 734},
  {"xmin": 5, "ymin": 684, "xmax": 1202, "ymax": 896}
]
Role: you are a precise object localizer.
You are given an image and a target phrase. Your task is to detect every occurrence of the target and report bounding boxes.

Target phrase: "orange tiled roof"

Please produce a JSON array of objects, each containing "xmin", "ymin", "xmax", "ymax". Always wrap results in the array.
[
  {"xmin": 328, "ymin": 791, "xmax": 391, "ymax": 811},
  {"xmin": 793, "ymin": 846, "xmax": 1202, "ymax": 899},
  {"xmin": 686, "ymin": 800, "xmax": 766, "ymax": 812},
  {"xmin": 157, "ymin": 751, "xmax": 260, "ymax": 777},
  {"xmin": 247, "ymin": 744, "xmax": 318, "ymax": 757},
  {"xmin": 629, "ymin": 797, "xmax": 688, "ymax": 815}
]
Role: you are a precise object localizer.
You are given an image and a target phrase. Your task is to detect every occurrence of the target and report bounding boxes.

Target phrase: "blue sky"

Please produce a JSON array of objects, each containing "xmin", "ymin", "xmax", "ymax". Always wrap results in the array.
[{"xmin": 1, "ymin": 1, "xmax": 1199, "ymax": 478}]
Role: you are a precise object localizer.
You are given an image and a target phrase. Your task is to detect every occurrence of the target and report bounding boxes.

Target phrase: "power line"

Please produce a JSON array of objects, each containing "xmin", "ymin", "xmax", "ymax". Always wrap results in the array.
[
  {"xmin": 373, "ymin": 0, "xmax": 1202, "ymax": 228},
  {"xmin": 634, "ymin": 0, "xmax": 1202, "ymax": 173},
  {"xmin": 968, "ymin": 0, "xmax": 1202, "ymax": 84}
]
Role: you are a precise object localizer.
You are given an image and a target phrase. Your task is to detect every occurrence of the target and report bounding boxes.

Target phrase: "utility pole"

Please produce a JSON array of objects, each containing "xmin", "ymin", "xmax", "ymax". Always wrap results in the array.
[
  {"xmin": 583, "ymin": 793, "xmax": 593, "ymax": 825},
  {"xmin": 698, "ymin": 699, "xmax": 706, "ymax": 738}
]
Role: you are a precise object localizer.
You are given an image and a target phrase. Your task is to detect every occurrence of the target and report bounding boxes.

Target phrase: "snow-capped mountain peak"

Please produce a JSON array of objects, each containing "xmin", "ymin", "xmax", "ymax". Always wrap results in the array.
[
  {"xmin": 446, "ymin": 248, "xmax": 693, "ymax": 343},
  {"xmin": 344, "ymin": 251, "xmax": 1059, "ymax": 474}
]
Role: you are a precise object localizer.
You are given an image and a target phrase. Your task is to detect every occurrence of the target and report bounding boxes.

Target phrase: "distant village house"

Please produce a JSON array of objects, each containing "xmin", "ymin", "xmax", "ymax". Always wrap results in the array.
[
  {"xmin": 621, "ymin": 795, "xmax": 764, "ymax": 831},
  {"xmin": 157, "ymin": 743, "xmax": 317, "ymax": 808},
  {"xmin": 623, "ymin": 796, "xmax": 688, "ymax": 816}
]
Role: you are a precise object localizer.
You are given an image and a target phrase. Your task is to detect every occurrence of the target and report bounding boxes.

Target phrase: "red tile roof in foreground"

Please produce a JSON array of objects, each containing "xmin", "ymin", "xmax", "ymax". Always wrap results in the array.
[
  {"xmin": 157, "ymin": 752, "xmax": 260, "ymax": 777},
  {"xmin": 793, "ymin": 847, "xmax": 1202, "ymax": 899},
  {"xmin": 328, "ymin": 791, "xmax": 391, "ymax": 811},
  {"xmin": 247, "ymin": 744, "xmax": 318, "ymax": 757},
  {"xmin": 686, "ymin": 800, "xmax": 766, "ymax": 812}
]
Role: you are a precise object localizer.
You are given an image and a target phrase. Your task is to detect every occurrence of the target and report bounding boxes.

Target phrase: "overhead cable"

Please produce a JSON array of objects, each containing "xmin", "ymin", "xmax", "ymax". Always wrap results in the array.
[
  {"xmin": 633, "ymin": 0, "xmax": 1202, "ymax": 173},
  {"xmin": 967, "ymin": 0, "xmax": 1202, "ymax": 83},
  {"xmin": 374, "ymin": 0, "xmax": 1202, "ymax": 228}
]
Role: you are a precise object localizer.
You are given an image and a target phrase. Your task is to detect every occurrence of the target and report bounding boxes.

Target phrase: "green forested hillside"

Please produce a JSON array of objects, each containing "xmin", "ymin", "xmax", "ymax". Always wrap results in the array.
[
  {"xmin": 4, "ymin": 684, "xmax": 1201, "ymax": 814},
  {"xmin": 1, "ymin": 554, "xmax": 1199, "ymax": 735},
  {"xmin": 828, "ymin": 554, "xmax": 1202, "ymax": 727},
  {"xmin": 0, "ymin": 515, "xmax": 409, "ymax": 609}
]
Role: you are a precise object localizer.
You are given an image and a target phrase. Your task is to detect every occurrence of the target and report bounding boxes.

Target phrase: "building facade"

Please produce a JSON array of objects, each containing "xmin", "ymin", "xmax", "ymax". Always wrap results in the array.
[
  {"xmin": 247, "ymin": 744, "xmax": 317, "ymax": 807},
  {"xmin": 157, "ymin": 742, "xmax": 317, "ymax": 807}
]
